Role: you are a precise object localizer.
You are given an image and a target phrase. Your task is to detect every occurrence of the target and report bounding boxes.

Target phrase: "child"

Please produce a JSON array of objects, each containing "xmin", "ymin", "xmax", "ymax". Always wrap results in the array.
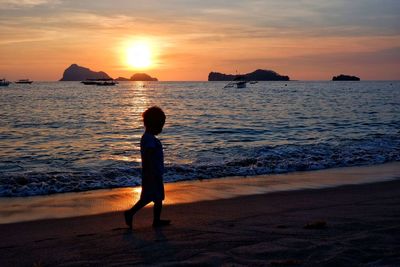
[{"xmin": 124, "ymin": 106, "xmax": 170, "ymax": 228}]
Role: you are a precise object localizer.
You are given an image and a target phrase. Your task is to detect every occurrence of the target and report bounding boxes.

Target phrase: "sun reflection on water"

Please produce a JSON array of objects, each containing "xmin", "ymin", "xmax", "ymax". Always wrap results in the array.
[
  {"xmin": 128, "ymin": 81, "xmax": 149, "ymax": 128},
  {"xmin": 104, "ymin": 155, "xmax": 141, "ymax": 162}
]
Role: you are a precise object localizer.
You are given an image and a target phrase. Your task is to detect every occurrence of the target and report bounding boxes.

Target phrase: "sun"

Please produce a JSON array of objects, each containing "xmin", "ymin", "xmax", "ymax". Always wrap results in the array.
[{"xmin": 126, "ymin": 41, "xmax": 153, "ymax": 69}]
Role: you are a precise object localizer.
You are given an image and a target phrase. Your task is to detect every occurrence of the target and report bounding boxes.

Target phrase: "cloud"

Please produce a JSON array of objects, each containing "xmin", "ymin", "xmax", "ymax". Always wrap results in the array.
[
  {"xmin": 1, "ymin": 0, "xmax": 399, "ymax": 38},
  {"xmin": 216, "ymin": 46, "xmax": 400, "ymax": 79},
  {"xmin": 0, "ymin": 0, "xmax": 58, "ymax": 9},
  {"xmin": 304, "ymin": 47, "xmax": 400, "ymax": 65},
  {"xmin": 0, "ymin": 0, "xmax": 399, "ymax": 80}
]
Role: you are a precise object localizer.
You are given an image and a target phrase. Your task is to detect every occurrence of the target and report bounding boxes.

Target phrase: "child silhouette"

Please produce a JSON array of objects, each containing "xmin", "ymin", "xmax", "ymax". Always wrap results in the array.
[{"xmin": 124, "ymin": 106, "xmax": 170, "ymax": 228}]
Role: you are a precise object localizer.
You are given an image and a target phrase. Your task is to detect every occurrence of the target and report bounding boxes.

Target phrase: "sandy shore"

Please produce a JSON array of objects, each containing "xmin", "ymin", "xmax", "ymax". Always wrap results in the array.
[
  {"xmin": 1, "ymin": 178, "xmax": 400, "ymax": 266},
  {"xmin": 1, "ymin": 162, "xmax": 399, "ymax": 224}
]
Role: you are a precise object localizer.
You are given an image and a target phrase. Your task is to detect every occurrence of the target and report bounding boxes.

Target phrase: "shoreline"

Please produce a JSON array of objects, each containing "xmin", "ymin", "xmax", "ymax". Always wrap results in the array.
[
  {"xmin": 1, "ymin": 178, "xmax": 400, "ymax": 266},
  {"xmin": 0, "ymin": 162, "xmax": 399, "ymax": 224}
]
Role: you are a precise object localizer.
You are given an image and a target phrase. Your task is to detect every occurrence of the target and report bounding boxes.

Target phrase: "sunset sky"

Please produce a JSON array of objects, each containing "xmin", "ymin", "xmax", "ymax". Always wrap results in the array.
[{"xmin": 0, "ymin": 0, "xmax": 399, "ymax": 81}]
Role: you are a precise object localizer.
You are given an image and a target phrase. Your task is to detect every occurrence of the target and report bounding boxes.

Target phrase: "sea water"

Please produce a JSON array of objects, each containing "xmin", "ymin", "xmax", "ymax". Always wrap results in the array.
[{"xmin": 0, "ymin": 81, "xmax": 399, "ymax": 197}]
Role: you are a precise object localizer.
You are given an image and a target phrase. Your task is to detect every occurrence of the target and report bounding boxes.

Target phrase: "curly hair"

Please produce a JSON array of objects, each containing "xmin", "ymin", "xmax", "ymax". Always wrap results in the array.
[{"xmin": 142, "ymin": 106, "xmax": 166, "ymax": 134}]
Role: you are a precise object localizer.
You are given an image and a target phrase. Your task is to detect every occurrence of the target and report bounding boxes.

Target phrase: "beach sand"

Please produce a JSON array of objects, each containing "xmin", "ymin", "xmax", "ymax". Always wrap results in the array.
[
  {"xmin": 1, "ymin": 167, "xmax": 400, "ymax": 266},
  {"xmin": 2, "ymin": 162, "xmax": 399, "ymax": 225}
]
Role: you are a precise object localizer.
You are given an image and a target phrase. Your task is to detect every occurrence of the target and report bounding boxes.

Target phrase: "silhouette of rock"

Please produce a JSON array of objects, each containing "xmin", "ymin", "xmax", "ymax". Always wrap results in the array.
[
  {"xmin": 208, "ymin": 72, "xmax": 236, "ymax": 81},
  {"xmin": 130, "ymin": 73, "xmax": 158, "ymax": 81},
  {"xmin": 60, "ymin": 64, "xmax": 111, "ymax": 81},
  {"xmin": 113, "ymin": 74, "xmax": 159, "ymax": 82},
  {"xmin": 332, "ymin": 74, "xmax": 360, "ymax": 81},
  {"xmin": 115, "ymin": 77, "xmax": 131, "ymax": 81},
  {"xmin": 208, "ymin": 69, "xmax": 290, "ymax": 81}
]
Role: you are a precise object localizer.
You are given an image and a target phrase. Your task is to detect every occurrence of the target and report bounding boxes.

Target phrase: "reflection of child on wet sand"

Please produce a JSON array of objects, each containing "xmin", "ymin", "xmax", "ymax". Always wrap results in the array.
[{"xmin": 124, "ymin": 106, "xmax": 170, "ymax": 228}]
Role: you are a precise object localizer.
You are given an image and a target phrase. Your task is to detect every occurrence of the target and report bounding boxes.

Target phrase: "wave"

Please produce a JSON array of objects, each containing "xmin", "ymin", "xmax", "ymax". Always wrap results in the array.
[{"xmin": 1, "ymin": 134, "xmax": 399, "ymax": 197}]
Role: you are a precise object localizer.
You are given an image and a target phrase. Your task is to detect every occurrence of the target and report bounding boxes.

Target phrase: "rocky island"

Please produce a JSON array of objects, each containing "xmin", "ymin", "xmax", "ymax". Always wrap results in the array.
[
  {"xmin": 332, "ymin": 74, "xmax": 360, "ymax": 81},
  {"xmin": 114, "ymin": 77, "xmax": 130, "ymax": 81},
  {"xmin": 59, "ymin": 64, "xmax": 159, "ymax": 82},
  {"xmin": 60, "ymin": 64, "xmax": 111, "ymax": 81},
  {"xmin": 116, "ymin": 73, "xmax": 158, "ymax": 81},
  {"xmin": 208, "ymin": 69, "xmax": 290, "ymax": 81}
]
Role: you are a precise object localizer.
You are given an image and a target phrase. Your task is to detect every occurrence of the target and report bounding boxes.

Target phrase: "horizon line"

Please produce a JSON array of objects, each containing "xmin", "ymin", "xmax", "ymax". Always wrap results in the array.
[{"xmin": 7, "ymin": 79, "xmax": 400, "ymax": 82}]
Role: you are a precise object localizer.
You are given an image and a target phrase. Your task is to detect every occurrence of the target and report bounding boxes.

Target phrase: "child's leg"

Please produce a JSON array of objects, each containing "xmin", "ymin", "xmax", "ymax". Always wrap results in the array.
[
  {"xmin": 153, "ymin": 200, "xmax": 170, "ymax": 227},
  {"xmin": 153, "ymin": 200, "xmax": 162, "ymax": 222},
  {"xmin": 129, "ymin": 198, "xmax": 150, "ymax": 215},
  {"xmin": 124, "ymin": 199, "xmax": 150, "ymax": 228}
]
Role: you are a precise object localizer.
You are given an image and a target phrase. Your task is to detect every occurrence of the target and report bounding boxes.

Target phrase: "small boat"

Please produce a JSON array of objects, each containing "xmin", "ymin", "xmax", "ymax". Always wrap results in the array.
[
  {"xmin": 236, "ymin": 81, "xmax": 247, "ymax": 88},
  {"xmin": 81, "ymin": 78, "xmax": 118, "ymax": 86},
  {"xmin": 15, "ymin": 79, "xmax": 33, "ymax": 84},
  {"xmin": 0, "ymin": 79, "xmax": 10, "ymax": 86},
  {"xmin": 224, "ymin": 75, "xmax": 248, "ymax": 89},
  {"xmin": 96, "ymin": 80, "xmax": 118, "ymax": 86},
  {"xmin": 81, "ymin": 79, "xmax": 100, "ymax": 85}
]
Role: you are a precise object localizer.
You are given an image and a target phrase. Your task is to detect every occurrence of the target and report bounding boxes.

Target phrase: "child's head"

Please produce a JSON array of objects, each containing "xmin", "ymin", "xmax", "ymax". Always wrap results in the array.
[{"xmin": 142, "ymin": 106, "xmax": 166, "ymax": 135}]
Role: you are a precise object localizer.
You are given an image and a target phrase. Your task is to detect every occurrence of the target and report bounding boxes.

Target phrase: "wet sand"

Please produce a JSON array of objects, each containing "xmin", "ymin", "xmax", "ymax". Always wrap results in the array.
[
  {"xmin": 1, "ymin": 162, "xmax": 399, "ymax": 224},
  {"xmin": 1, "ymin": 174, "xmax": 400, "ymax": 266}
]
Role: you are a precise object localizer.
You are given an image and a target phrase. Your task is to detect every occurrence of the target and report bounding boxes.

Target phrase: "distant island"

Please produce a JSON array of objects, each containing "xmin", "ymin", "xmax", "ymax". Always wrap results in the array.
[
  {"xmin": 60, "ymin": 64, "xmax": 111, "ymax": 81},
  {"xmin": 116, "ymin": 73, "xmax": 158, "ymax": 81},
  {"xmin": 332, "ymin": 74, "xmax": 360, "ymax": 81},
  {"xmin": 59, "ymin": 64, "xmax": 159, "ymax": 82},
  {"xmin": 208, "ymin": 69, "xmax": 290, "ymax": 81}
]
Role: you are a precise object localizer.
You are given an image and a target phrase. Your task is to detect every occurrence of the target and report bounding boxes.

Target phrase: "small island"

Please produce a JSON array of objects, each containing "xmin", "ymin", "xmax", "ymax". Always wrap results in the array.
[
  {"xmin": 332, "ymin": 74, "xmax": 360, "ymax": 81},
  {"xmin": 208, "ymin": 69, "xmax": 290, "ymax": 81},
  {"xmin": 60, "ymin": 64, "xmax": 111, "ymax": 81},
  {"xmin": 59, "ymin": 64, "xmax": 158, "ymax": 82},
  {"xmin": 116, "ymin": 73, "xmax": 158, "ymax": 82},
  {"xmin": 115, "ymin": 77, "xmax": 130, "ymax": 81}
]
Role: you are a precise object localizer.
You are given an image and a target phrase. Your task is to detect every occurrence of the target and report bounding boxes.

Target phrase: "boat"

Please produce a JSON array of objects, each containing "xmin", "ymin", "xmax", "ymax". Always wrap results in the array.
[
  {"xmin": 15, "ymin": 79, "xmax": 33, "ymax": 84},
  {"xmin": 224, "ymin": 75, "xmax": 248, "ymax": 89},
  {"xmin": 96, "ymin": 80, "xmax": 118, "ymax": 86},
  {"xmin": 81, "ymin": 79, "xmax": 100, "ymax": 85},
  {"xmin": 81, "ymin": 78, "xmax": 118, "ymax": 86},
  {"xmin": 236, "ymin": 81, "xmax": 247, "ymax": 88},
  {"xmin": 0, "ymin": 79, "xmax": 10, "ymax": 86}
]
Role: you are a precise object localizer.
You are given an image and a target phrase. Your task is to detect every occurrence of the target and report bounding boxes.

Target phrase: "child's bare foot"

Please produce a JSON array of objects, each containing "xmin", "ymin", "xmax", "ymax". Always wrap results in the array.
[
  {"xmin": 152, "ymin": 219, "xmax": 171, "ymax": 227},
  {"xmin": 124, "ymin": 211, "xmax": 133, "ymax": 229}
]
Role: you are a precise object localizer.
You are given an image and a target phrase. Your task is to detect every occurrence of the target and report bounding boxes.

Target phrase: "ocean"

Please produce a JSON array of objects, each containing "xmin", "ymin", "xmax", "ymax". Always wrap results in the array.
[{"xmin": 0, "ymin": 81, "xmax": 399, "ymax": 197}]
